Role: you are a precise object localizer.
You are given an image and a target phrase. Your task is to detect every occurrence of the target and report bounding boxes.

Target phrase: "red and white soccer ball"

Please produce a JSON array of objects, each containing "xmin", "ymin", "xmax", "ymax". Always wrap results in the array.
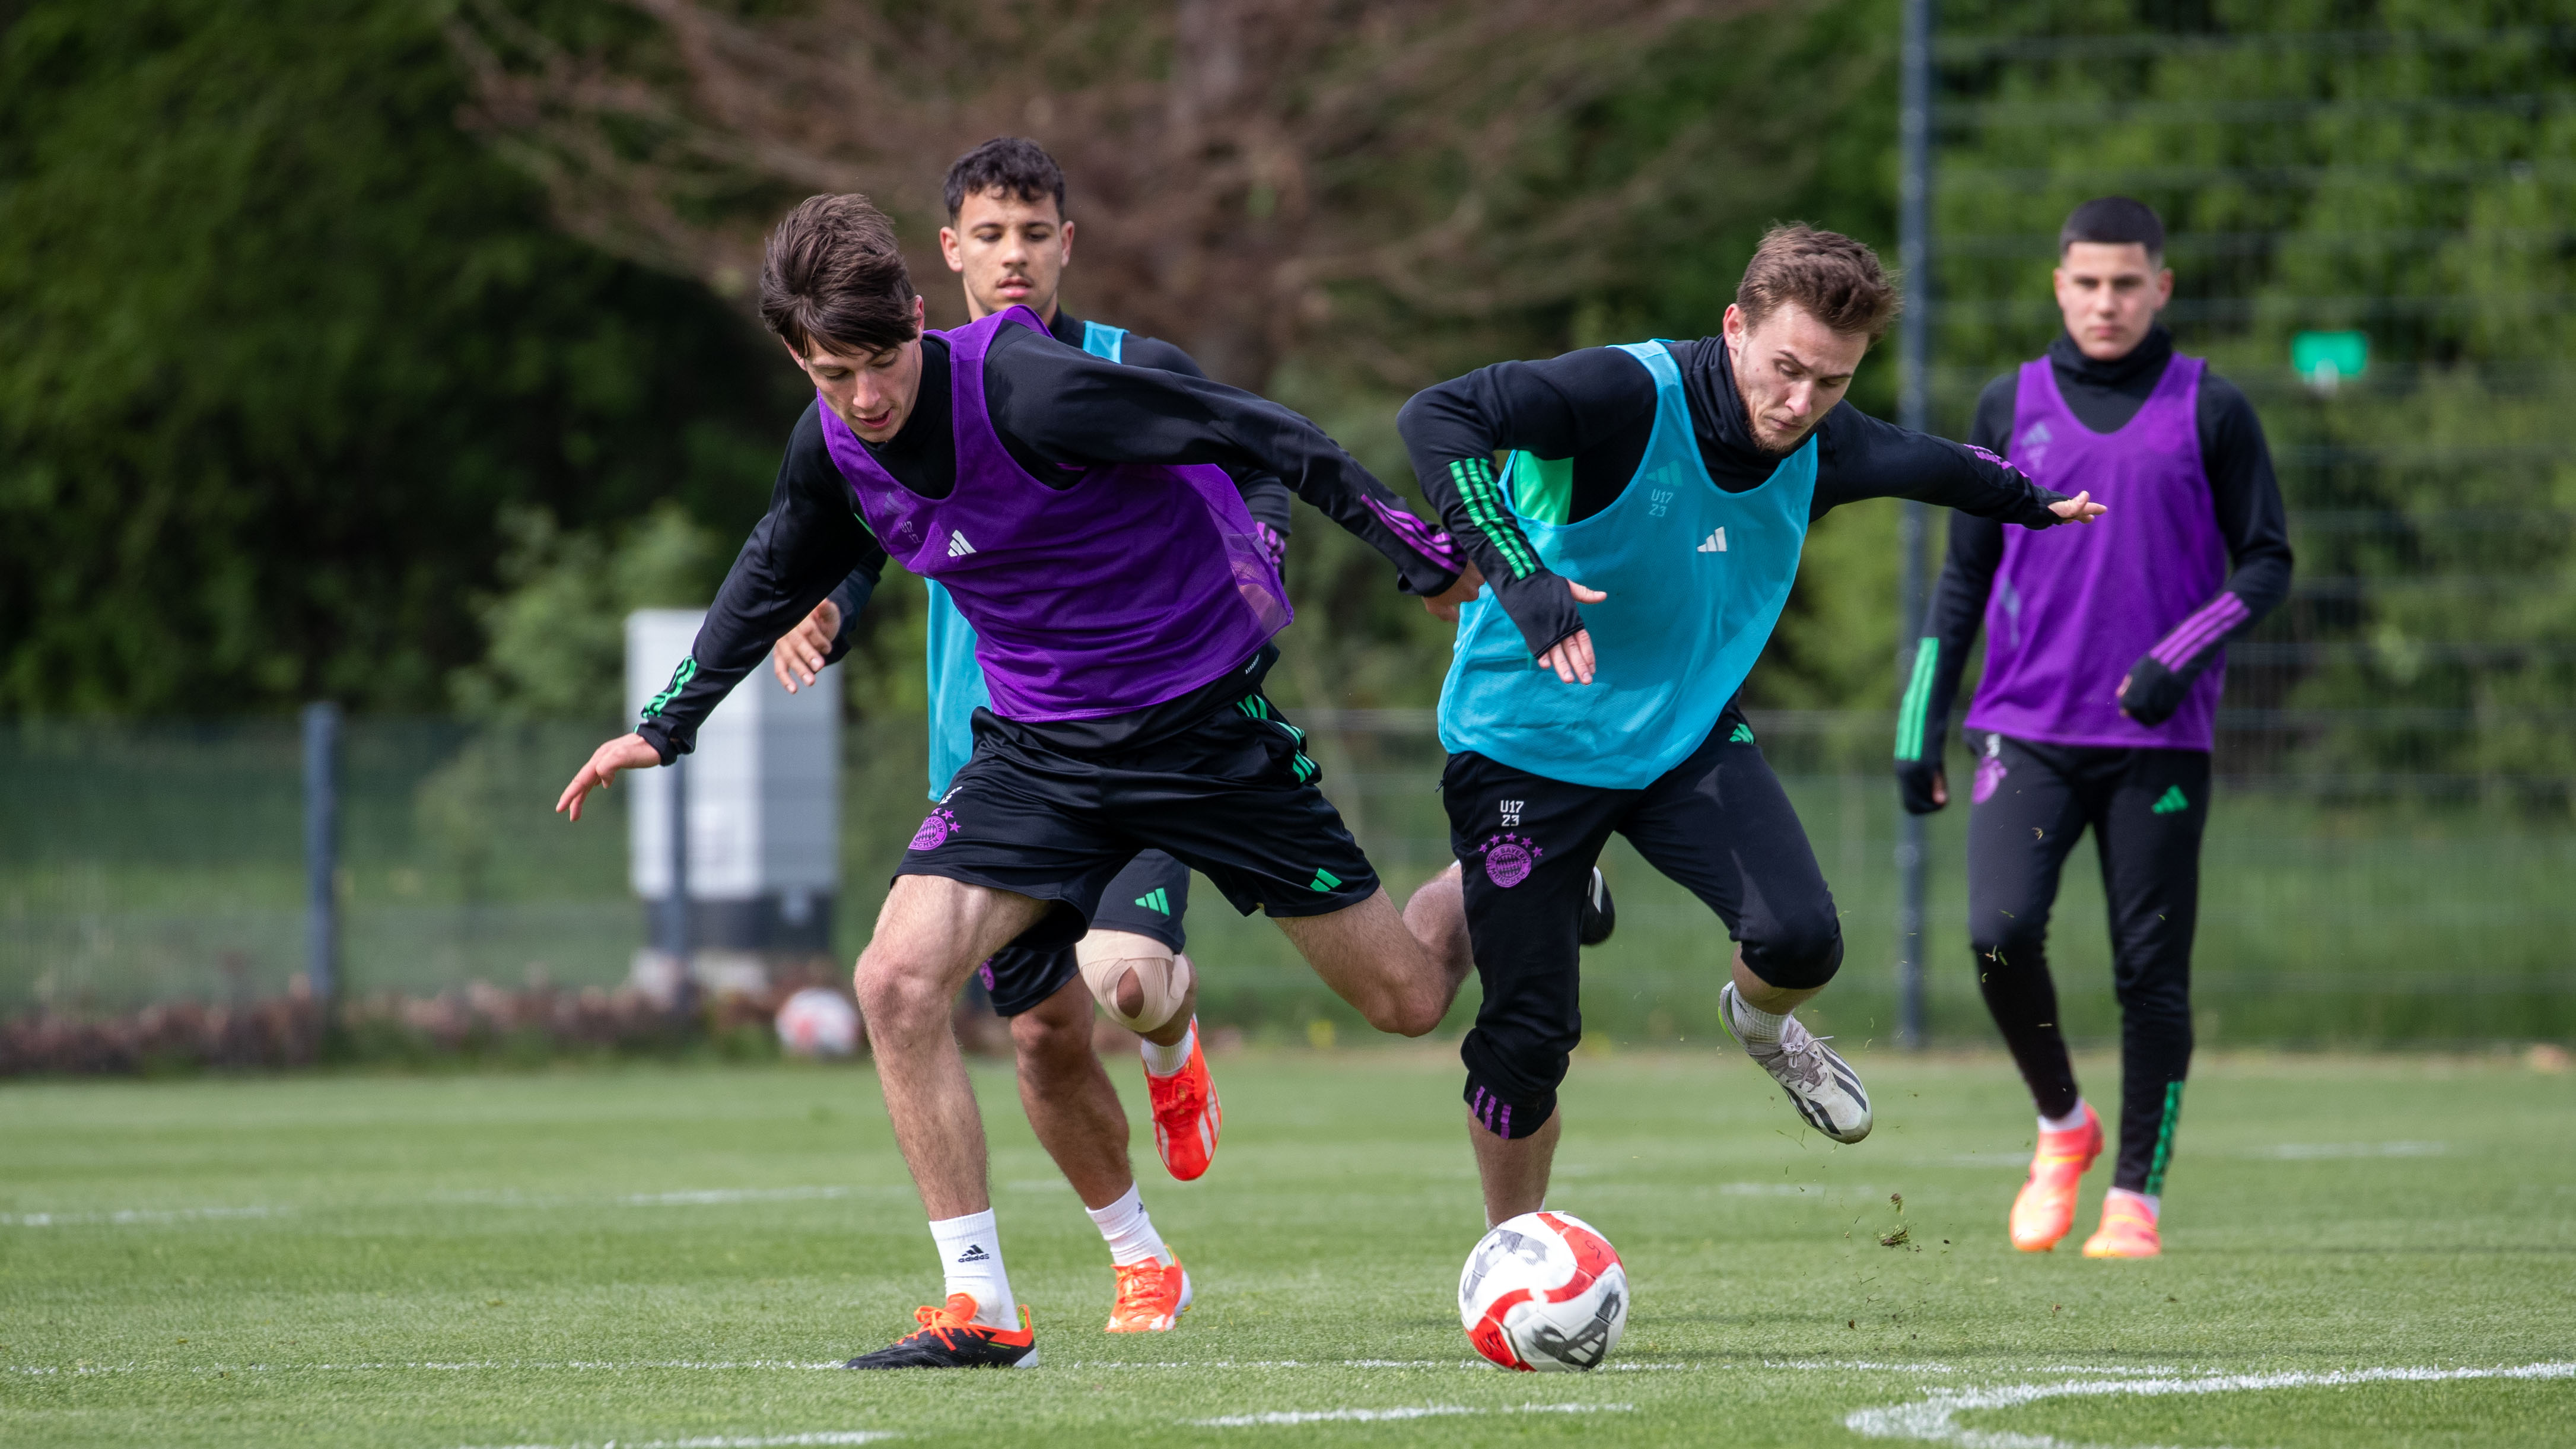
[
  {"xmin": 1457, "ymin": 1210, "xmax": 1628, "ymax": 1371},
  {"xmin": 774, "ymin": 987, "xmax": 860, "ymax": 1058}
]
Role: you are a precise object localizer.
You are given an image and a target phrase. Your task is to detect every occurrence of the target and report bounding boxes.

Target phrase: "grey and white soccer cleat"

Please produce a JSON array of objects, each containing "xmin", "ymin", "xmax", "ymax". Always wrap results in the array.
[{"xmin": 1720, "ymin": 982, "xmax": 1872, "ymax": 1143}]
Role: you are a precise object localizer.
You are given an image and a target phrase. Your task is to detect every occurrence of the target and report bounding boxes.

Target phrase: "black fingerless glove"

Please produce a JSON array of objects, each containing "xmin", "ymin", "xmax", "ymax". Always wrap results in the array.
[
  {"xmin": 1895, "ymin": 755, "xmax": 1948, "ymax": 815},
  {"xmin": 2118, "ymin": 654, "xmax": 2193, "ymax": 727}
]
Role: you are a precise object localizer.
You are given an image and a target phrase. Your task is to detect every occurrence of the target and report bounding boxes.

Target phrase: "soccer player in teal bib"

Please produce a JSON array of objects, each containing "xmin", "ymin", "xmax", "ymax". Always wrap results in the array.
[{"xmin": 1403, "ymin": 225, "xmax": 2106, "ymax": 1224}]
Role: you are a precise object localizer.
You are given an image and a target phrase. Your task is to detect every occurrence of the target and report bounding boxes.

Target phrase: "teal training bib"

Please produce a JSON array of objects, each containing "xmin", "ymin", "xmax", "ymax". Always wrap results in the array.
[
  {"xmin": 923, "ymin": 318, "xmax": 1128, "ymax": 796},
  {"xmin": 1437, "ymin": 342, "xmax": 1817, "ymax": 789}
]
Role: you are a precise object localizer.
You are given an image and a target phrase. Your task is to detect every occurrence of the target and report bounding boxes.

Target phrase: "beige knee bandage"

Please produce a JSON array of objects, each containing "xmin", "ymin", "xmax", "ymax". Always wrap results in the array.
[{"xmin": 1075, "ymin": 929, "xmax": 1194, "ymax": 1034}]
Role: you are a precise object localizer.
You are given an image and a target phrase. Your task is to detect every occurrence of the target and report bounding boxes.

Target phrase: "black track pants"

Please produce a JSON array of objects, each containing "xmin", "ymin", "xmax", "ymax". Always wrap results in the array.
[
  {"xmin": 1966, "ymin": 733, "xmax": 2208, "ymax": 1194},
  {"xmin": 1443, "ymin": 702, "xmax": 1843, "ymax": 1138}
]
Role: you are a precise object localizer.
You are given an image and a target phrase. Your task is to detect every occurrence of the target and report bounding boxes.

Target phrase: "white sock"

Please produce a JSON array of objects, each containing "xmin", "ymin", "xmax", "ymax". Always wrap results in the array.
[
  {"xmin": 2040, "ymin": 1100, "xmax": 2090, "ymax": 1135},
  {"xmin": 1083, "ymin": 1183, "xmax": 1172, "ymax": 1268},
  {"xmin": 2105, "ymin": 1186, "xmax": 2160, "ymax": 1221},
  {"xmin": 1728, "ymin": 993, "xmax": 1788, "ymax": 1043},
  {"xmin": 1141, "ymin": 1019, "xmax": 1195, "ymax": 1078},
  {"xmin": 927, "ymin": 1209, "xmax": 1015, "ymax": 1326}
]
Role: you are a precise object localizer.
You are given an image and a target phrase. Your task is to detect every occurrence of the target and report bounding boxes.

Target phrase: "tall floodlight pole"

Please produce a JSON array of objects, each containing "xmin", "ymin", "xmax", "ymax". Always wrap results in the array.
[{"xmin": 1893, "ymin": 0, "xmax": 1934, "ymax": 1050}]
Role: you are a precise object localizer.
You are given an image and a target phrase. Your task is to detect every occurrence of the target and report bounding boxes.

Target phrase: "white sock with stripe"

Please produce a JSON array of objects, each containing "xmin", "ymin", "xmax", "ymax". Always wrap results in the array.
[
  {"xmin": 2040, "ymin": 1100, "xmax": 2090, "ymax": 1135},
  {"xmin": 1083, "ymin": 1183, "xmax": 1172, "ymax": 1267},
  {"xmin": 927, "ymin": 1209, "xmax": 1016, "ymax": 1326}
]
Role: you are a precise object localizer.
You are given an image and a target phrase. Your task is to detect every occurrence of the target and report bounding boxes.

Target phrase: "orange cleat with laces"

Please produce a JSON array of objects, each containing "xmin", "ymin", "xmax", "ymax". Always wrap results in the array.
[
  {"xmin": 2010, "ymin": 1104, "xmax": 2104, "ymax": 1253},
  {"xmin": 842, "ymin": 1294, "xmax": 1038, "ymax": 1369},
  {"xmin": 1146, "ymin": 1021, "xmax": 1223, "ymax": 1181},
  {"xmin": 2082, "ymin": 1190, "xmax": 2162, "ymax": 1259},
  {"xmin": 1105, "ymin": 1253, "xmax": 1194, "ymax": 1333}
]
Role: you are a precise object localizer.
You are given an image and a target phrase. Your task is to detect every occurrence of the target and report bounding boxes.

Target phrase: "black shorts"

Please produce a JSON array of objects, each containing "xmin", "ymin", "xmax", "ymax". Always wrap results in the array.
[
  {"xmin": 899, "ymin": 688, "xmax": 1376, "ymax": 953},
  {"xmin": 977, "ymin": 851, "xmax": 1192, "ymax": 1017},
  {"xmin": 1443, "ymin": 700, "xmax": 1842, "ymax": 1136}
]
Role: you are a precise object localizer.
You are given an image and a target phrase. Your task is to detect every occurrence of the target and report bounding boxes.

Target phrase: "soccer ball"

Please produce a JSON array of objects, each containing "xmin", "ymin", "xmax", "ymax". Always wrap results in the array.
[
  {"xmin": 774, "ymin": 987, "xmax": 860, "ymax": 1058},
  {"xmin": 1457, "ymin": 1210, "xmax": 1628, "ymax": 1371}
]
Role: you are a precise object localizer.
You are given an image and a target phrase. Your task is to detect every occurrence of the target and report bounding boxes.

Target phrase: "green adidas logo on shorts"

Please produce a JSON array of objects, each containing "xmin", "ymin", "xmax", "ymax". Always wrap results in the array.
[
  {"xmin": 2151, "ymin": 784, "xmax": 2190, "ymax": 815},
  {"xmin": 1134, "ymin": 888, "xmax": 1171, "ymax": 916},
  {"xmin": 1729, "ymin": 722, "xmax": 1756, "ymax": 745},
  {"xmin": 1308, "ymin": 868, "xmax": 1342, "ymax": 894}
]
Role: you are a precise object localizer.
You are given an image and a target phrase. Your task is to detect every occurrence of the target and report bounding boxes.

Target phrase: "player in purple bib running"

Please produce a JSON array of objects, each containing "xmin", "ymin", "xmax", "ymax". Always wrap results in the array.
[
  {"xmin": 555, "ymin": 193, "xmax": 1478, "ymax": 1368},
  {"xmin": 1891, "ymin": 198, "xmax": 2292, "ymax": 1259},
  {"xmin": 764, "ymin": 138, "xmax": 1304, "ymax": 1336}
]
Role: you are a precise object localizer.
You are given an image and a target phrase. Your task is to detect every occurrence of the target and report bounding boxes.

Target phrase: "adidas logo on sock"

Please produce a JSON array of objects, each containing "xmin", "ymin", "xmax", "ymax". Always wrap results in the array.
[
  {"xmin": 1697, "ymin": 528, "xmax": 1728, "ymax": 553},
  {"xmin": 955, "ymin": 1244, "xmax": 991, "ymax": 1263},
  {"xmin": 2151, "ymin": 784, "xmax": 2190, "ymax": 815},
  {"xmin": 947, "ymin": 529, "xmax": 977, "ymax": 558}
]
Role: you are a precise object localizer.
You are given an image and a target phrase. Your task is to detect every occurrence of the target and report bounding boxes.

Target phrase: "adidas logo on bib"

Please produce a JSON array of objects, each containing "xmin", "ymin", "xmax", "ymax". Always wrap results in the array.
[
  {"xmin": 947, "ymin": 529, "xmax": 977, "ymax": 558},
  {"xmin": 1697, "ymin": 528, "xmax": 1727, "ymax": 553}
]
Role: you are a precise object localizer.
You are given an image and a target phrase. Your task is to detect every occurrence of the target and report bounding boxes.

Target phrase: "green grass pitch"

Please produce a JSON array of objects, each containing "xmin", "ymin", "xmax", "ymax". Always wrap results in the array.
[{"xmin": 4, "ymin": 1049, "xmax": 2571, "ymax": 1447}]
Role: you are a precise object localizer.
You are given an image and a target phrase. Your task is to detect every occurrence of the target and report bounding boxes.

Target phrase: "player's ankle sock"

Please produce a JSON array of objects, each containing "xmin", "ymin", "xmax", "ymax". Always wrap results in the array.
[
  {"xmin": 927, "ymin": 1209, "xmax": 1016, "ymax": 1326},
  {"xmin": 1083, "ymin": 1183, "xmax": 1171, "ymax": 1267},
  {"xmin": 2104, "ymin": 1186, "xmax": 2158, "ymax": 1221},
  {"xmin": 1728, "ymin": 993, "xmax": 1789, "ymax": 1043},
  {"xmin": 2040, "ymin": 1100, "xmax": 2091, "ymax": 1135},
  {"xmin": 1140, "ymin": 1020, "xmax": 1195, "ymax": 1078}
]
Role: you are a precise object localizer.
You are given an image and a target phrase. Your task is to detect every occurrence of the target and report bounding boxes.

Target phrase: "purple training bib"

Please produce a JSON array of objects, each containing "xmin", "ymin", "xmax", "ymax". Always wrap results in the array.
[
  {"xmin": 1966, "ymin": 352, "xmax": 2229, "ymax": 751},
  {"xmin": 820, "ymin": 307, "xmax": 1290, "ymax": 722}
]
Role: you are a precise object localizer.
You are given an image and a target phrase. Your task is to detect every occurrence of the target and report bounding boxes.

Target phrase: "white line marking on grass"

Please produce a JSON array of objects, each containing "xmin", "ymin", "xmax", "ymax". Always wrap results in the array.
[
  {"xmin": 458, "ymin": 1423, "xmax": 901, "ymax": 1433},
  {"xmin": 615, "ymin": 1187, "xmax": 859, "ymax": 1206},
  {"xmin": 1192, "ymin": 1403, "xmax": 1633, "ymax": 1427},
  {"xmin": 0, "ymin": 1205, "xmax": 286, "ymax": 1228},
  {"xmin": 1844, "ymin": 1361, "xmax": 2576, "ymax": 1445},
  {"xmin": 2262, "ymin": 1140, "xmax": 2445, "ymax": 1159}
]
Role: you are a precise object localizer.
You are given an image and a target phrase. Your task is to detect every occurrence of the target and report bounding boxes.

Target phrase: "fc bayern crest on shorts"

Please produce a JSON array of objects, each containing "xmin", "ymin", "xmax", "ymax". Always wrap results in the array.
[
  {"xmin": 1478, "ymin": 832, "xmax": 1544, "ymax": 888},
  {"xmin": 909, "ymin": 808, "xmax": 959, "ymax": 851},
  {"xmin": 1973, "ymin": 755, "xmax": 2009, "ymax": 805}
]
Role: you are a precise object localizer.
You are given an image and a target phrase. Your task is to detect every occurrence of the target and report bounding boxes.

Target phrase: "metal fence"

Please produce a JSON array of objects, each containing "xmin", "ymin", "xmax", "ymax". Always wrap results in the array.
[{"xmin": 4, "ymin": 714, "xmax": 2567, "ymax": 1047}]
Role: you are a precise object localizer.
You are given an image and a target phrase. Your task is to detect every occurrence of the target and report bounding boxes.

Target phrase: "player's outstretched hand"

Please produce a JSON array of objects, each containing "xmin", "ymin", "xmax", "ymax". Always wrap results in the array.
[
  {"xmin": 1422, "ymin": 563, "xmax": 1488, "ymax": 622},
  {"xmin": 1538, "ymin": 581, "xmax": 1611, "ymax": 685},
  {"xmin": 556, "ymin": 733, "xmax": 663, "ymax": 822},
  {"xmin": 771, "ymin": 598, "xmax": 843, "ymax": 693},
  {"xmin": 2048, "ymin": 490, "xmax": 2107, "ymax": 524}
]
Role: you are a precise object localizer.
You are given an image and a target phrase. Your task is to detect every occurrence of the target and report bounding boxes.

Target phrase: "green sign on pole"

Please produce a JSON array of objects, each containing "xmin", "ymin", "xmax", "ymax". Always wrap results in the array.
[{"xmin": 2292, "ymin": 330, "xmax": 2368, "ymax": 393}]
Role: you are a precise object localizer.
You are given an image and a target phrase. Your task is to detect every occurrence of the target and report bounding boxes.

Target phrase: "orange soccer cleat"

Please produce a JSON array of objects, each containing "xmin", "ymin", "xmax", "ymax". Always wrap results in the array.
[
  {"xmin": 2009, "ymin": 1104, "xmax": 2104, "ymax": 1253},
  {"xmin": 1105, "ymin": 1253, "xmax": 1194, "ymax": 1333},
  {"xmin": 1146, "ymin": 1021, "xmax": 1223, "ymax": 1181},
  {"xmin": 2082, "ymin": 1190, "xmax": 2162, "ymax": 1259},
  {"xmin": 842, "ymin": 1294, "xmax": 1038, "ymax": 1369}
]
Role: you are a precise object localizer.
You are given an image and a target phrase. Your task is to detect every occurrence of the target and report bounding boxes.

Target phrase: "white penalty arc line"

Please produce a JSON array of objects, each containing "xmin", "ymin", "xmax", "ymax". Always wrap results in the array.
[
  {"xmin": 1844, "ymin": 1362, "xmax": 2576, "ymax": 1446},
  {"xmin": 1192, "ymin": 1403, "xmax": 1633, "ymax": 1428}
]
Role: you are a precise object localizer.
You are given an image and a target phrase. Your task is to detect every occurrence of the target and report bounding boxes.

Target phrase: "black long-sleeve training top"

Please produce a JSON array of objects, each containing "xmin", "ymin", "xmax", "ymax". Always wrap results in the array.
[
  {"xmin": 1397, "ymin": 335, "xmax": 2072, "ymax": 658},
  {"xmin": 1903, "ymin": 326, "xmax": 2292, "ymax": 755},
  {"xmin": 634, "ymin": 314, "xmax": 1433, "ymax": 761}
]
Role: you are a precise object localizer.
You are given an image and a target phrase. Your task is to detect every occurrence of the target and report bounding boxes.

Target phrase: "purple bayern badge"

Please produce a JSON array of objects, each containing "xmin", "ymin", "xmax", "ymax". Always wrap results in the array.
[
  {"xmin": 909, "ymin": 808, "xmax": 958, "ymax": 851},
  {"xmin": 1479, "ymin": 832, "xmax": 1543, "ymax": 888}
]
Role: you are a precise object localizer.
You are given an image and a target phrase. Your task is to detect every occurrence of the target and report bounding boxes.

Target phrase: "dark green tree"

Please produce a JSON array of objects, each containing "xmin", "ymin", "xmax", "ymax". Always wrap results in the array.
[{"xmin": 0, "ymin": 0, "xmax": 796, "ymax": 717}]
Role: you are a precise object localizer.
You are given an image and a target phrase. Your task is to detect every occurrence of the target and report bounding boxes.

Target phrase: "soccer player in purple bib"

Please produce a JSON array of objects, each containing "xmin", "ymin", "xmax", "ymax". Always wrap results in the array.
[
  {"xmin": 1400, "ymin": 225, "xmax": 2104, "ymax": 1228},
  {"xmin": 1891, "ymin": 198, "xmax": 2292, "ymax": 1259},
  {"xmin": 556, "ymin": 193, "xmax": 1477, "ymax": 1367},
  {"xmin": 765, "ymin": 139, "xmax": 1290, "ymax": 1335}
]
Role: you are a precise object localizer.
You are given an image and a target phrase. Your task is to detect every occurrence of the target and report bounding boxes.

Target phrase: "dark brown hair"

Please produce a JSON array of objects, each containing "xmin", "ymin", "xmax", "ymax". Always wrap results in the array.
[
  {"xmin": 944, "ymin": 136, "xmax": 1067, "ymax": 221},
  {"xmin": 2059, "ymin": 196, "xmax": 2166, "ymax": 262},
  {"xmin": 1734, "ymin": 223, "xmax": 1901, "ymax": 343},
  {"xmin": 759, "ymin": 194, "xmax": 920, "ymax": 357}
]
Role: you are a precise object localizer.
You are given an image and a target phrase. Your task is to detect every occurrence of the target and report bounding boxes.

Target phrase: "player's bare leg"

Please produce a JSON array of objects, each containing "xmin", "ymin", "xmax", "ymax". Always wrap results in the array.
[
  {"xmin": 844, "ymin": 873, "xmax": 1050, "ymax": 1364},
  {"xmin": 1010, "ymin": 978, "xmax": 1194, "ymax": 1331},
  {"xmin": 1010, "ymin": 980, "xmax": 1135, "ymax": 1206},
  {"xmin": 1471, "ymin": 1108, "xmax": 1563, "ymax": 1226},
  {"xmin": 1274, "ymin": 886, "xmax": 1474, "ymax": 1037}
]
